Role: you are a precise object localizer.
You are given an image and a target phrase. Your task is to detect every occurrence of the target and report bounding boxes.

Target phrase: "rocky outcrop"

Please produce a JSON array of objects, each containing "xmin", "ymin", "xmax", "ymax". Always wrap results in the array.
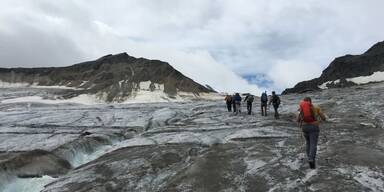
[
  {"xmin": 0, "ymin": 53, "xmax": 214, "ymax": 102},
  {"xmin": 283, "ymin": 41, "xmax": 384, "ymax": 94}
]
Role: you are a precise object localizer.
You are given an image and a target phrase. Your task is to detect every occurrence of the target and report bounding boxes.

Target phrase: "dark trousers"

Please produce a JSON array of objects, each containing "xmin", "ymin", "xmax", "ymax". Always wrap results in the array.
[
  {"xmin": 247, "ymin": 102, "xmax": 252, "ymax": 115},
  {"xmin": 261, "ymin": 102, "xmax": 267, "ymax": 116},
  {"xmin": 273, "ymin": 104, "xmax": 279, "ymax": 119},
  {"xmin": 302, "ymin": 124, "xmax": 320, "ymax": 161},
  {"xmin": 232, "ymin": 102, "xmax": 236, "ymax": 113},
  {"xmin": 226, "ymin": 102, "xmax": 232, "ymax": 112}
]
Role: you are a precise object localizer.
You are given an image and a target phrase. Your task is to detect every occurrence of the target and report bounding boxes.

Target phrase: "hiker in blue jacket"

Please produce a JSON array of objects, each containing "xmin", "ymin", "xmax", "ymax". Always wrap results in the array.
[
  {"xmin": 233, "ymin": 93, "xmax": 242, "ymax": 115},
  {"xmin": 261, "ymin": 91, "xmax": 268, "ymax": 116}
]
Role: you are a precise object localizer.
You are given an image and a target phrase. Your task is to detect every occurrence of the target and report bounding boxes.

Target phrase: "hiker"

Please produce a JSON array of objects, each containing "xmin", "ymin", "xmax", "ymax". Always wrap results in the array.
[
  {"xmin": 260, "ymin": 91, "xmax": 268, "ymax": 116},
  {"xmin": 297, "ymin": 97, "xmax": 326, "ymax": 169},
  {"xmin": 269, "ymin": 91, "xmax": 281, "ymax": 119},
  {"xmin": 224, "ymin": 95, "xmax": 233, "ymax": 112},
  {"xmin": 233, "ymin": 93, "xmax": 242, "ymax": 115},
  {"xmin": 232, "ymin": 94, "xmax": 237, "ymax": 113},
  {"xmin": 244, "ymin": 94, "xmax": 254, "ymax": 115}
]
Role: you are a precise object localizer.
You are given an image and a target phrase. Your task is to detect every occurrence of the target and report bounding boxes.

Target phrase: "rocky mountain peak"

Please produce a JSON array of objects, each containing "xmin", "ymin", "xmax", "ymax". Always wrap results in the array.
[
  {"xmin": 283, "ymin": 40, "xmax": 384, "ymax": 94},
  {"xmin": 364, "ymin": 41, "xmax": 384, "ymax": 55},
  {"xmin": 0, "ymin": 53, "xmax": 215, "ymax": 102}
]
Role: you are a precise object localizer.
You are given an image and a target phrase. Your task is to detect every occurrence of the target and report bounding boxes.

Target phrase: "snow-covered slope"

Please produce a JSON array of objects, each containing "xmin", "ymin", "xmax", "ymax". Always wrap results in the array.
[{"xmin": 0, "ymin": 87, "xmax": 221, "ymax": 105}]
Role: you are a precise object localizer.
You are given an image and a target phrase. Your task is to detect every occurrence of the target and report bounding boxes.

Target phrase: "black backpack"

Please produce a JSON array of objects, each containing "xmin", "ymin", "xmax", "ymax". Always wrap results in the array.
[
  {"xmin": 273, "ymin": 96, "xmax": 280, "ymax": 105},
  {"xmin": 261, "ymin": 93, "xmax": 268, "ymax": 102},
  {"xmin": 247, "ymin": 95, "xmax": 254, "ymax": 103}
]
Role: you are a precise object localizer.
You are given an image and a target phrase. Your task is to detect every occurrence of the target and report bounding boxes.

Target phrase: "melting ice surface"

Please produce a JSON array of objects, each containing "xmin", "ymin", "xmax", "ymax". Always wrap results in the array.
[
  {"xmin": 1, "ymin": 144, "xmax": 117, "ymax": 192},
  {"xmin": 0, "ymin": 85, "xmax": 384, "ymax": 191},
  {"xmin": 2, "ymin": 176, "xmax": 55, "ymax": 192}
]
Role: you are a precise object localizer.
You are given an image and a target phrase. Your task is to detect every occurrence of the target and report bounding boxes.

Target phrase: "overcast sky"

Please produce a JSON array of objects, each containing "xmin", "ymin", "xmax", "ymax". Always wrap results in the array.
[{"xmin": 0, "ymin": 0, "xmax": 383, "ymax": 94}]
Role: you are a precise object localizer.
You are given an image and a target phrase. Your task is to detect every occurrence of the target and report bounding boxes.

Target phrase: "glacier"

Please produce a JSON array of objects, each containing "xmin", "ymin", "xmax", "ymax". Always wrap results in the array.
[{"xmin": 0, "ymin": 84, "xmax": 383, "ymax": 192}]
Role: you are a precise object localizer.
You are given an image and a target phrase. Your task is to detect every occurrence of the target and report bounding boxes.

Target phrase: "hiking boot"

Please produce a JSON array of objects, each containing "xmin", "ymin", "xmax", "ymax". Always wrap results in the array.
[{"xmin": 308, "ymin": 160, "xmax": 316, "ymax": 169}]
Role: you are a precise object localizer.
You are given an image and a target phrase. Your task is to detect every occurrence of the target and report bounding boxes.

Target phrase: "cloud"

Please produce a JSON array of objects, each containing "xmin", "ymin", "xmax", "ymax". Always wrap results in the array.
[
  {"xmin": 0, "ymin": 0, "xmax": 383, "ymax": 93},
  {"xmin": 267, "ymin": 59, "xmax": 323, "ymax": 90}
]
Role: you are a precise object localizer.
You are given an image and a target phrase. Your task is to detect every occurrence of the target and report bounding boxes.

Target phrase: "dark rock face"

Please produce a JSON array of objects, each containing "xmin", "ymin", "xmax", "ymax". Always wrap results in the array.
[
  {"xmin": 0, "ymin": 53, "xmax": 214, "ymax": 102},
  {"xmin": 283, "ymin": 41, "xmax": 384, "ymax": 94}
]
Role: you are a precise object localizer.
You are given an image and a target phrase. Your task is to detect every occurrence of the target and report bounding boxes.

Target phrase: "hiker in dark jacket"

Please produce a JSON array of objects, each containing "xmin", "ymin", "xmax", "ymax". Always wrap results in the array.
[
  {"xmin": 244, "ymin": 94, "xmax": 254, "ymax": 115},
  {"xmin": 224, "ymin": 95, "xmax": 233, "ymax": 112},
  {"xmin": 269, "ymin": 91, "xmax": 281, "ymax": 119},
  {"xmin": 233, "ymin": 93, "xmax": 242, "ymax": 115},
  {"xmin": 260, "ymin": 91, "xmax": 268, "ymax": 116}
]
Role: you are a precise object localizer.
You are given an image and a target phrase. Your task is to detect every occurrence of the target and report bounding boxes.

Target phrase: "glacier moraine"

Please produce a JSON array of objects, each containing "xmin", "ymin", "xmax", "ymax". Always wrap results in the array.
[{"xmin": 0, "ymin": 84, "xmax": 384, "ymax": 192}]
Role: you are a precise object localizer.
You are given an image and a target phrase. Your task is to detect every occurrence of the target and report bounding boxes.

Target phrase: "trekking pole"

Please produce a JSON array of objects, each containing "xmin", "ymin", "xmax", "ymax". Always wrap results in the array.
[{"xmin": 298, "ymin": 120, "xmax": 305, "ymax": 160}]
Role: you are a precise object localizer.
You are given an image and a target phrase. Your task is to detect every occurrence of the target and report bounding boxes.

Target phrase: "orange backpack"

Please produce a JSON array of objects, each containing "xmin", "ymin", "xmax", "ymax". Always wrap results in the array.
[{"xmin": 299, "ymin": 100, "xmax": 316, "ymax": 123}]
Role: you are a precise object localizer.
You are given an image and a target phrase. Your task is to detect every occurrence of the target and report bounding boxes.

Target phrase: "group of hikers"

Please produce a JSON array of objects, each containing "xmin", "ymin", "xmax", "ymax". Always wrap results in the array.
[
  {"xmin": 224, "ymin": 91, "xmax": 281, "ymax": 119},
  {"xmin": 224, "ymin": 92, "xmax": 326, "ymax": 169}
]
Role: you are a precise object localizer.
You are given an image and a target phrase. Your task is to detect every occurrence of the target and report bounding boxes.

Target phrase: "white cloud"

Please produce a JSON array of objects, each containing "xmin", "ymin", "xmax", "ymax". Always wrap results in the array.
[
  {"xmin": 267, "ymin": 60, "xmax": 323, "ymax": 90},
  {"xmin": 0, "ymin": 0, "xmax": 383, "ymax": 93}
]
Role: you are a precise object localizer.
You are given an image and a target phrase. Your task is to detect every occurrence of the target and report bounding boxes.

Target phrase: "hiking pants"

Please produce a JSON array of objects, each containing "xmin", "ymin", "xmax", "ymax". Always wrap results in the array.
[
  {"xmin": 302, "ymin": 124, "xmax": 320, "ymax": 161},
  {"xmin": 235, "ymin": 101, "xmax": 241, "ymax": 115},
  {"xmin": 247, "ymin": 102, "xmax": 252, "ymax": 115},
  {"xmin": 232, "ymin": 102, "xmax": 236, "ymax": 113},
  {"xmin": 226, "ymin": 101, "xmax": 232, "ymax": 112},
  {"xmin": 273, "ymin": 104, "xmax": 279, "ymax": 119},
  {"xmin": 261, "ymin": 102, "xmax": 267, "ymax": 116}
]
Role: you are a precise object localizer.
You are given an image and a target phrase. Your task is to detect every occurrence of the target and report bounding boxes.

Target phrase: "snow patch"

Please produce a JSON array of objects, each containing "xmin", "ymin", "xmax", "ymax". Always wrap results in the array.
[
  {"xmin": 0, "ymin": 80, "xmax": 79, "ymax": 90},
  {"xmin": 319, "ymin": 71, "xmax": 384, "ymax": 89},
  {"xmin": 124, "ymin": 90, "xmax": 180, "ymax": 103},
  {"xmin": 0, "ymin": 81, "xmax": 29, "ymax": 88},
  {"xmin": 318, "ymin": 79, "xmax": 340, "ymax": 89},
  {"xmin": 347, "ymin": 71, "xmax": 384, "ymax": 85},
  {"xmin": 0, "ymin": 94, "xmax": 102, "ymax": 105},
  {"xmin": 138, "ymin": 81, "xmax": 151, "ymax": 90}
]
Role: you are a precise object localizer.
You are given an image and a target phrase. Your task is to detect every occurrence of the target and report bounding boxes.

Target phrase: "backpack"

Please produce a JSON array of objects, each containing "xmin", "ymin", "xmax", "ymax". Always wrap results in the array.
[
  {"xmin": 261, "ymin": 93, "xmax": 268, "ymax": 103},
  {"xmin": 273, "ymin": 95, "xmax": 280, "ymax": 105},
  {"xmin": 225, "ymin": 95, "xmax": 232, "ymax": 102},
  {"xmin": 247, "ymin": 95, "xmax": 254, "ymax": 103},
  {"xmin": 299, "ymin": 101, "xmax": 316, "ymax": 123}
]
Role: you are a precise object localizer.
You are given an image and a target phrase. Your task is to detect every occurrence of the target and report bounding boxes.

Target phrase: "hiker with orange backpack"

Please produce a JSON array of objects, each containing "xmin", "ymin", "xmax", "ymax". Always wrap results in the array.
[{"xmin": 297, "ymin": 97, "xmax": 326, "ymax": 169}]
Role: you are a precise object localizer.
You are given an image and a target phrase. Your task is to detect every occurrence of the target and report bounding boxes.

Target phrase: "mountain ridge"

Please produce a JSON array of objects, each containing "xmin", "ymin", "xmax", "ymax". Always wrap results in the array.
[
  {"xmin": 283, "ymin": 41, "xmax": 384, "ymax": 94},
  {"xmin": 0, "ymin": 53, "xmax": 215, "ymax": 102}
]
